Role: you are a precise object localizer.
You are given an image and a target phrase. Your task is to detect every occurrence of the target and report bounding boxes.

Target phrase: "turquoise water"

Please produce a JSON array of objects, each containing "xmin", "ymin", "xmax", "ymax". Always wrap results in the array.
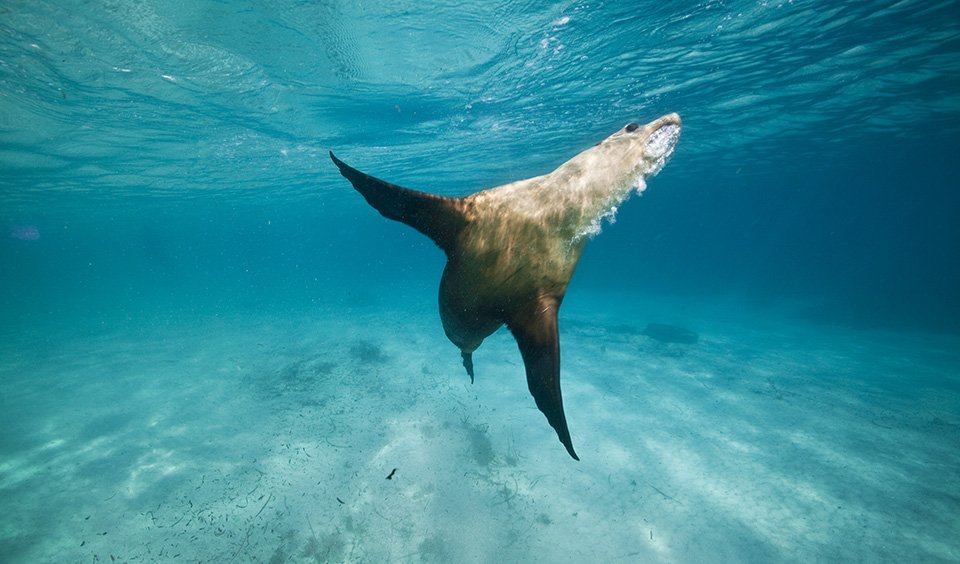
[
  {"xmin": 3, "ymin": 0, "xmax": 960, "ymax": 328},
  {"xmin": 2, "ymin": 1, "xmax": 959, "ymax": 562}
]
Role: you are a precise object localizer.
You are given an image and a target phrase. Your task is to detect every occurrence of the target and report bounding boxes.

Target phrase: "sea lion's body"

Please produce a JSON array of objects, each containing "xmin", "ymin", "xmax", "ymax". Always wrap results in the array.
[
  {"xmin": 438, "ymin": 182, "xmax": 586, "ymax": 353},
  {"xmin": 331, "ymin": 113, "xmax": 681, "ymax": 459}
]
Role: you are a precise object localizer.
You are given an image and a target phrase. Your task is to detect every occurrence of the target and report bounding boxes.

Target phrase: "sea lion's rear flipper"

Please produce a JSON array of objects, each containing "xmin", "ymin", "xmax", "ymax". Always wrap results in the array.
[
  {"xmin": 508, "ymin": 298, "xmax": 579, "ymax": 460},
  {"xmin": 461, "ymin": 352, "xmax": 475, "ymax": 384},
  {"xmin": 330, "ymin": 152, "xmax": 467, "ymax": 253}
]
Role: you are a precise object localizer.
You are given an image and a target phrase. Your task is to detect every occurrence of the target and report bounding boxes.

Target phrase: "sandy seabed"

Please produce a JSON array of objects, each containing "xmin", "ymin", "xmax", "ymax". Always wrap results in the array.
[{"xmin": 1, "ymin": 291, "xmax": 958, "ymax": 563}]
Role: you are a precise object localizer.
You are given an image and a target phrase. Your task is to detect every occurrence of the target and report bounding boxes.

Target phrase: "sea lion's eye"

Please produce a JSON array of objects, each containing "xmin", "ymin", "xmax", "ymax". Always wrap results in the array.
[{"xmin": 625, "ymin": 123, "xmax": 639, "ymax": 132}]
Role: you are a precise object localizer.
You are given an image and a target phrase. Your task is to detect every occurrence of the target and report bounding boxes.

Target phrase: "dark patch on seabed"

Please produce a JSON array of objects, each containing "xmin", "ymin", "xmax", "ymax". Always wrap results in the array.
[
  {"xmin": 351, "ymin": 340, "xmax": 390, "ymax": 365},
  {"xmin": 461, "ymin": 419, "xmax": 495, "ymax": 467},
  {"xmin": 641, "ymin": 323, "xmax": 699, "ymax": 344},
  {"xmin": 251, "ymin": 355, "xmax": 340, "ymax": 408}
]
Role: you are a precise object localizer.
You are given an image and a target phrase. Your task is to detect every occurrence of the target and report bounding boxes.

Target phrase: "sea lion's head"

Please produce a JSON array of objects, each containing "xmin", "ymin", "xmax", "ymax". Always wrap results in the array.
[
  {"xmin": 598, "ymin": 113, "xmax": 682, "ymax": 192},
  {"xmin": 548, "ymin": 113, "xmax": 681, "ymax": 240}
]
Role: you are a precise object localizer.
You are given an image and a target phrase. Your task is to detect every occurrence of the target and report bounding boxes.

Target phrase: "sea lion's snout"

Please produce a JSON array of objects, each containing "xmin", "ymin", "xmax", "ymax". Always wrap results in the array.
[
  {"xmin": 644, "ymin": 123, "xmax": 681, "ymax": 159},
  {"xmin": 641, "ymin": 115, "xmax": 682, "ymax": 177}
]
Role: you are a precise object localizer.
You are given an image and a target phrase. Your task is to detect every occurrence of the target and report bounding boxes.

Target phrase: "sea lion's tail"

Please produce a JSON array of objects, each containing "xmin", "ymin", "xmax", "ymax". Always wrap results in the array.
[{"xmin": 330, "ymin": 152, "xmax": 468, "ymax": 255}]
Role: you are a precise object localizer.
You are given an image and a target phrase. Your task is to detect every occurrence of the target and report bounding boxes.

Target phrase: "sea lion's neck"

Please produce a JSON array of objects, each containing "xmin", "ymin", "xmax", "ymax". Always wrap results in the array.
[{"xmin": 535, "ymin": 147, "xmax": 642, "ymax": 242}]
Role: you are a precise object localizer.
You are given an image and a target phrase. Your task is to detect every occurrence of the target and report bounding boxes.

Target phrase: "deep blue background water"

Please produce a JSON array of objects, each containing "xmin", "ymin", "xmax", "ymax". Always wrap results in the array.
[{"xmin": 1, "ymin": 0, "xmax": 959, "ymax": 333}]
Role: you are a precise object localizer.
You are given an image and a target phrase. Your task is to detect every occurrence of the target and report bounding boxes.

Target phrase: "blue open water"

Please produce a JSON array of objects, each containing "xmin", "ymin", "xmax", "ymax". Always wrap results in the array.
[
  {"xmin": 1, "ymin": 1, "xmax": 959, "ymax": 562},
  {"xmin": 2, "ymin": 0, "xmax": 958, "ymax": 330}
]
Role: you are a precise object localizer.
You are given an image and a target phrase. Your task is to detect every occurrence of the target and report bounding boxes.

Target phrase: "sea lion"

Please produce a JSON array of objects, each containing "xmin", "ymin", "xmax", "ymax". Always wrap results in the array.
[{"xmin": 331, "ymin": 113, "xmax": 681, "ymax": 460}]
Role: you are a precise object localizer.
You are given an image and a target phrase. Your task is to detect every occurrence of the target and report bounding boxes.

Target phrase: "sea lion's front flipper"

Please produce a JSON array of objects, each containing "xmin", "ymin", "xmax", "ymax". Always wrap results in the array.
[
  {"xmin": 330, "ymin": 152, "xmax": 467, "ymax": 253},
  {"xmin": 508, "ymin": 297, "xmax": 579, "ymax": 460}
]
